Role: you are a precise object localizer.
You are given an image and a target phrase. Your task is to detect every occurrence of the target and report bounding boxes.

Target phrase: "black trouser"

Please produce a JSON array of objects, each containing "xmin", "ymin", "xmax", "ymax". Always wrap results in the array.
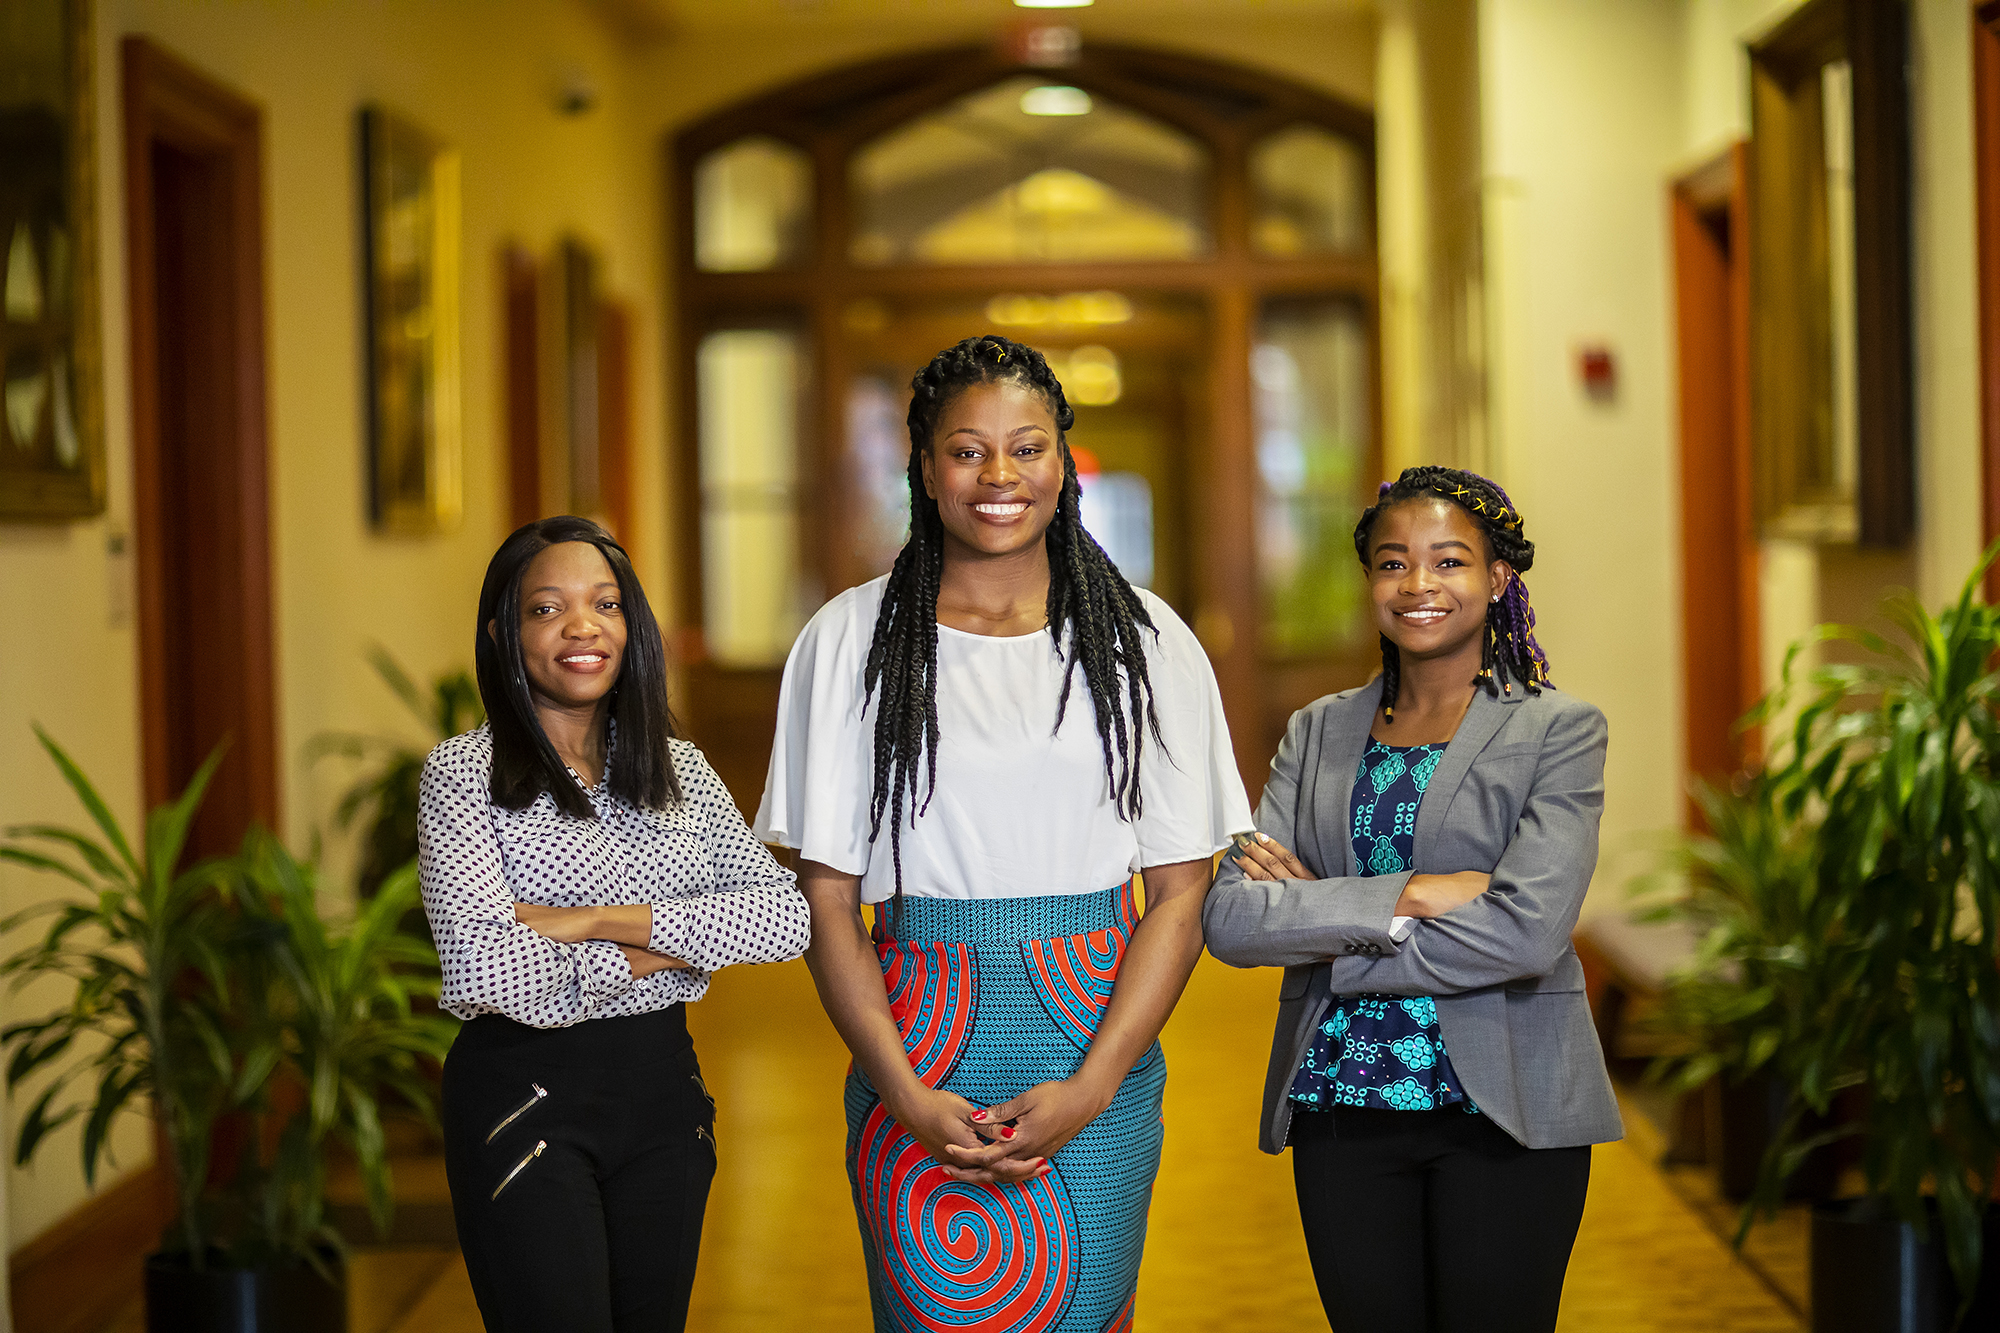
[
  {"xmin": 1291, "ymin": 1106, "xmax": 1591, "ymax": 1333},
  {"xmin": 442, "ymin": 1006, "xmax": 716, "ymax": 1333}
]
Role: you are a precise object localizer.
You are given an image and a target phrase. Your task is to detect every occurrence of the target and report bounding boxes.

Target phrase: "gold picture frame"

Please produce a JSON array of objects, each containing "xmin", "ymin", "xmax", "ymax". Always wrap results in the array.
[
  {"xmin": 0, "ymin": 0, "xmax": 106, "ymax": 520},
  {"xmin": 361, "ymin": 105, "xmax": 461, "ymax": 533}
]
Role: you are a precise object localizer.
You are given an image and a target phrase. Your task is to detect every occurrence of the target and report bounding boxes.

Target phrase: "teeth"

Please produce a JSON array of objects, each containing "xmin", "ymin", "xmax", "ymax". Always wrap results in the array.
[
  {"xmin": 973, "ymin": 502, "xmax": 1028, "ymax": 515},
  {"xmin": 559, "ymin": 655, "xmax": 605, "ymax": 663}
]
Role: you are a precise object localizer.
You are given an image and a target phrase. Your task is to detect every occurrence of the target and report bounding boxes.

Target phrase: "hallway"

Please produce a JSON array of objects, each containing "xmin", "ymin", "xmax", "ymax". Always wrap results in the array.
[{"xmin": 205, "ymin": 950, "xmax": 1806, "ymax": 1333}]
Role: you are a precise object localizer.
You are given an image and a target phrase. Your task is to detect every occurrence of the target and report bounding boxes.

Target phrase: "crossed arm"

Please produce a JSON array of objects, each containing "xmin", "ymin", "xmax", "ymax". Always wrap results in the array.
[
  {"xmin": 799, "ymin": 856, "xmax": 1213, "ymax": 1186},
  {"xmin": 512, "ymin": 903, "xmax": 686, "ymax": 975}
]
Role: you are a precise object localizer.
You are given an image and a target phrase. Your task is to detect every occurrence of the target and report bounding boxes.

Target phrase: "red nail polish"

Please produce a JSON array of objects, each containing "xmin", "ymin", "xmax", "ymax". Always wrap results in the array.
[
  {"xmin": 1000, "ymin": 1126, "xmax": 1016, "ymax": 1139},
  {"xmin": 971, "ymin": 1110, "xmax": 987, "ymax": 1121}
]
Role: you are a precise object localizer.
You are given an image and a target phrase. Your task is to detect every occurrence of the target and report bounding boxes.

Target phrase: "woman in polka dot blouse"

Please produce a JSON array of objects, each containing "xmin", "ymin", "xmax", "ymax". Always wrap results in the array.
[{"xmin": 418, "ymin": 515, "xmax": 810, "ymax": 1333}]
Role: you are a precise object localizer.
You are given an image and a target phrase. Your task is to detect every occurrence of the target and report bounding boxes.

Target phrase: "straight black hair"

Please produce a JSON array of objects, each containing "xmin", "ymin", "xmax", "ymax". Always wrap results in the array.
[{"xmin": 474, "ymin": 516, "xmax": 682, "ymax": 817}]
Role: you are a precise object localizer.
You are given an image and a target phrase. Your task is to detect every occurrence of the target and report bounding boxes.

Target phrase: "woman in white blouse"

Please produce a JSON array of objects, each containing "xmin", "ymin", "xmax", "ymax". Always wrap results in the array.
[
  {"xmin": 418, "ymin": 515, "xmax": 809, "ymax": 1333},
  {"xmin": 756, "ymin": 336, "xmax": 1250, "ymax": 1332}
]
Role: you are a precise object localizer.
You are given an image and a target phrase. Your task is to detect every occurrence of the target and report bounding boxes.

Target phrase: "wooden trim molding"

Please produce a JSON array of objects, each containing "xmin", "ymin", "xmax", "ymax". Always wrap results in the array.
[
  {"xmin": 1673, "ymin": 144, "xmax": 1760, "ymax": 815},
  {"xmin": 122, "ymin": 37, "xmax": 277, "ymax": 846},
  {"xmin": 1976, "ymin": 2, "xmax": 2000, "ymax": 600},
  {"xmin": 9, "ymin": 1164, "xmax": 172, "ymax": 1333}
]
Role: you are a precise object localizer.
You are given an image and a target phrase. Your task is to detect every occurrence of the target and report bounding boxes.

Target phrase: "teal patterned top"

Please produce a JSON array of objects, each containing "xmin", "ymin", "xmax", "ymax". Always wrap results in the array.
[{"xmin": 1288, "ymin": 739, "xmax": 1476, "ymax": 1113}]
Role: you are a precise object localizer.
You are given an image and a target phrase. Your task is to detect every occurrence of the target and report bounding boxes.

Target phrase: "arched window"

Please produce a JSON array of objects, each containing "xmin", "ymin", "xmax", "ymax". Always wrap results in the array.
[{"xmin": 672, "ymin": 43, "xmax": 1379, "ymax": 800}]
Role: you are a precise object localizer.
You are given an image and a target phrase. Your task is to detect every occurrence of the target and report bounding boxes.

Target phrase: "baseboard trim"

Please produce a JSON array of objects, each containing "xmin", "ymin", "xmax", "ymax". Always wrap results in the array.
[{"xmin": 9, "ymin": 1162, "xmax": 171, "ymax": 1333}]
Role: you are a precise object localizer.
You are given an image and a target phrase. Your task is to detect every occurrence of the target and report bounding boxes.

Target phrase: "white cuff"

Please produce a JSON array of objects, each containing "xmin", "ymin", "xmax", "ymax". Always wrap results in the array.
[{"xmin": 1389, "ymin": 915, "xmax": 1416, "ymax": 942}]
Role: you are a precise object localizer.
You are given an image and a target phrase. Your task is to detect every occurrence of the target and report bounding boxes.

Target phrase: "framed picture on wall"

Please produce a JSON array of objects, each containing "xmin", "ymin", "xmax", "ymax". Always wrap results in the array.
[
  {"xmin": 361, "ymin": 104, "xmax": 461, "ymax": 534},
  {"xmin": 1747, "ymin": 0, "xmax": 1913, "ymax": 546},
  {"xmin": 0, "ymin": 0, "xmax": 106, "ymax": 520}
]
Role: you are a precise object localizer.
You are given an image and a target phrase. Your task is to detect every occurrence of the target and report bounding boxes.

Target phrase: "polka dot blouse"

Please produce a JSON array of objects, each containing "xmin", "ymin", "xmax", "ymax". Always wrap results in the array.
[{"xmin": 418, "ymin": 724, "xmax": 810, "ymax": 1028}]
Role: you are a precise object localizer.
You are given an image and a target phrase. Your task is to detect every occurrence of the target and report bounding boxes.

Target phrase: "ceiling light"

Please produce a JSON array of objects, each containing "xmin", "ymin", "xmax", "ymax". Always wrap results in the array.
[
  {"xmin": 1014, "ymin": 0, "xmax": 1093, "ymax": 8},
  {"xmin": 1020, "ymin": 85, "xmax": 1092, "ymax": 117}
]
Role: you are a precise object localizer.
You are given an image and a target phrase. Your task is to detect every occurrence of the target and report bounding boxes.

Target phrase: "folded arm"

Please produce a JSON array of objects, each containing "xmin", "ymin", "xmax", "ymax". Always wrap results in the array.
[
  {"xmin": 419, "ymin": 753, "xmax": 645, "ymax": 1026},
  {"xmin": 1323, "ymin": 704, "xmax": 1607, "ymax": 995},
  {"xmin": 1202, "ymin": 708, "xmax": 1411, "ymax": 968}
]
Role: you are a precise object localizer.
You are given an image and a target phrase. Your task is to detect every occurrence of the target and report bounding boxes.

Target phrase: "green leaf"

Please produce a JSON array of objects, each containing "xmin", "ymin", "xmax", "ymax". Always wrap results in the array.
[
  {"xmin": 15, "ymin": 1083, "xmax": 80, "ymax": 1167},
  {"xmin": 29, "ymin": 728, "xmax": 141, "ymax": 880}
]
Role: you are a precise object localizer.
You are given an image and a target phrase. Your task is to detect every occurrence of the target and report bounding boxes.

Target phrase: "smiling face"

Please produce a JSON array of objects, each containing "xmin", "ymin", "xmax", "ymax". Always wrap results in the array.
[
  {"xmin": 919, "ymin": 379, "xmax": 1066, "ymax": 562},
  {"xmin": 1364, "ymin": 497, "xmax": 1512, "ymax": 667},
  {"xmin": 508, "ymin": 540, "xmax": 628, "ymax": 715}
]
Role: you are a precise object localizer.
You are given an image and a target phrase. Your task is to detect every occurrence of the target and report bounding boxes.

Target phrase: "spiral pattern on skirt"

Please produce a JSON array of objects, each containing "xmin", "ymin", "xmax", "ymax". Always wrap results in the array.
[{"xmin": 845, "ymin": 885, "xmax": 1164, "ymax": 1333}]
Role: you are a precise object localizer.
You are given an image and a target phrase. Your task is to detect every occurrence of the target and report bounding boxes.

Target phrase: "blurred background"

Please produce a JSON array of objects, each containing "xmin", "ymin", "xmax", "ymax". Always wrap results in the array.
[{"xmin": 2, "ymin": 0, "xmax": 1997, "ymax": 1329}]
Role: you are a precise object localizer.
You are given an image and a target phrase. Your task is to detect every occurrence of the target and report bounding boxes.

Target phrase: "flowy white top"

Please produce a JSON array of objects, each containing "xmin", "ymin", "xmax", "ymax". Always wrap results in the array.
[{"xmin": 754, "ymin": 576, "xmax": 1253, "ymax": 904}]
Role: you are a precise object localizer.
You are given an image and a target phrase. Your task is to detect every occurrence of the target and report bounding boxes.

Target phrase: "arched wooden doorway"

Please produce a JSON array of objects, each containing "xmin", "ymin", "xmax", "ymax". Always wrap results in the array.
[{"xmin": 671, "ymin": 42, "xmax": 1379, "ymax": 806}]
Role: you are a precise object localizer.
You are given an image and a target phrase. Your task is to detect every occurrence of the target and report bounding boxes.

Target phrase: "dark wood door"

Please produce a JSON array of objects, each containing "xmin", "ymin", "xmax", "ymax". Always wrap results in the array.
[{"xmin": 124, "ymin": 39, "xmax": 276, "ymax": 861}]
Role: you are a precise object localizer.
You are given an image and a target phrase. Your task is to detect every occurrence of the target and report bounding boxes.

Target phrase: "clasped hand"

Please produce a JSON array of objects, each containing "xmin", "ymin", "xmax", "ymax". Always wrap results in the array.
[
  {"xmin": 513, "ymin": 903, "xmax": 688, "ymax": 976},
  {"xmin": 888, "ymin": 1077, "xmax": 1112, "ymax": 1186},
  {"xmin": 1229, "ymin": 833, "xmax": 1491, "ymax": 918}
]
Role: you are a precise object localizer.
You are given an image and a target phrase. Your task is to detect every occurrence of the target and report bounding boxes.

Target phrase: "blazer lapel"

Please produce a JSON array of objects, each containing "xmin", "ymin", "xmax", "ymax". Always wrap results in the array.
[
  {"xmin": 1412, "ymin": 688, "xmax": 1520, "ymax": 869},
  {"xmin": 1311, "ymin": 677, "xmax": 1382, "ymax": 879}
]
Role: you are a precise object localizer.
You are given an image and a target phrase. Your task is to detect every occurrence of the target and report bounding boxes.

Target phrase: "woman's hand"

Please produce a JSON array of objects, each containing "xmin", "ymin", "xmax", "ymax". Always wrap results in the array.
[
  {"xmin": 1393, "ymin": 871, "xmax": 1491, "ymax": 918},
  {"xmin": 942, "ymin": 1077, "xmax": 1111, "ymax": 1183},
  {"xmin": 880, "ymin": 1083, "xmax": 1042, "ymax": 1184},
  {"xmin": 515, "ymin": 905, "xmax": 688, "ymax": 969},
  {"xmin": 1231, "ymin": 832, "xmax": 1309, "ymax": 882},
  {"xmin": 616, "ymin": 943, "xmax": 688, "ymax": 975}
]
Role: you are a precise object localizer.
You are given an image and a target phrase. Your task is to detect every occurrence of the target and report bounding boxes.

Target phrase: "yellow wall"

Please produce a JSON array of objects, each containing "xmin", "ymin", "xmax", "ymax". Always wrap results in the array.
[
  {"xmin": 0, "ymin": 0, "xmax": 1382, "ymax": 1268},
  {"xmin": 1474, "ymin": 0, "xmax": 1986, "ymax": 917},
  {"xmin": 0, "ymin": 0, "xmax": 673, "ymax": 1259}
]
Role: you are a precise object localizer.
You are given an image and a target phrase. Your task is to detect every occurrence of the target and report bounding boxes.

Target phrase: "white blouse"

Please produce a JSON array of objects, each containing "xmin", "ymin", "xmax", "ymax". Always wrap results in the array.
[
  {"xmin": 419, "ymin": 725, "xmax": 810, "ymax": 1027},
  {"xmin": 754, "ymin": 577, "xmax": 1252, "ymax": 904}
]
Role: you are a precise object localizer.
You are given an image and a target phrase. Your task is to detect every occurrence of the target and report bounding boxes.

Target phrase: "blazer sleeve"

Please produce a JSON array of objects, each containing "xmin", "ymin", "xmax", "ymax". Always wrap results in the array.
[
  {"xmin": 1202, "ymin": 703, "xmax": 1410, "ymax": 968},
  {"xmin": 1319, "ymin": 700, "xmax": 1608, "ymax": 996}
]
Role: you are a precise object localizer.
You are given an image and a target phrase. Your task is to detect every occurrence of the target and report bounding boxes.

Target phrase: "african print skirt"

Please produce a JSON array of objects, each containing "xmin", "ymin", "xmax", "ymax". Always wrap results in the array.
[{"xmin": 845, "ymin": 883, "xmax": 1165, "ymax": 1333}]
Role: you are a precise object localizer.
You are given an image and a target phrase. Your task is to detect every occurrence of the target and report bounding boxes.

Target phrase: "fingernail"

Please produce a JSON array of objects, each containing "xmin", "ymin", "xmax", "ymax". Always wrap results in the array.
[
  {"xmin": 1257, "ymin": 833, "xmax": 1271, "ymax": 844},
  {"xmin": 971, "ymin": 1110, "xmax": 987, "ymax": 1121},
  {"xmin": 1000, "ymin": 1126, "xmax": 1016, "ymax": 1139}
]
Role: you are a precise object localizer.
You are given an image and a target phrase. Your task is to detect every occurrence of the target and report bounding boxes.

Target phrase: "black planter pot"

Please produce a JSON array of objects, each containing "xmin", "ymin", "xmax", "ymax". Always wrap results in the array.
[
  {"xmin": 1716, "ymin": 1066, "xmax": 1838, "ymax": 1203},
  {"xmin": 143, "ymin": 1251, "xmax": 345, "ymax": 1333},
  {"xmin": 1810, "ymin": 1197, "xmax": 2000, "ymax": 1332}
]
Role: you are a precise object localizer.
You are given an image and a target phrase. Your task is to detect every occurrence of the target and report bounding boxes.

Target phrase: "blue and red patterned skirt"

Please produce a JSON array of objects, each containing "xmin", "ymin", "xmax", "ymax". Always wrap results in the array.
[{"xmin": 845, "ymin": 883, "xmax": 1163, "ymax": 1333}]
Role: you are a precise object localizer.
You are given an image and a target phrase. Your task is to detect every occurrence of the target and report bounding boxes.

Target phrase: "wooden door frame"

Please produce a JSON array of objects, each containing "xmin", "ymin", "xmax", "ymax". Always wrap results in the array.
[
  {"xmin": 1672, "ymin": 143, "xmax": 1760, "ymax": 819},
  {"xmin": 668, "ymin": 42, "xmax": 1382, "ymax": 795},
  {"xmin": 122, "ymin": 37, "xmax": 277, "ymax": 822},
  {"xmin": 1976, "ymin": 3, "xmax": 2000, "ymax": 601}
]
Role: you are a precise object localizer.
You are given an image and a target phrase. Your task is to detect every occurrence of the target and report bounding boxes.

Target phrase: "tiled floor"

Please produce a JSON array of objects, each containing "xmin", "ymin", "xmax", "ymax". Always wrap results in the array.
[{"xmin": 101, "ymin": 954, "xmax": 1809, "ymax": 1331}]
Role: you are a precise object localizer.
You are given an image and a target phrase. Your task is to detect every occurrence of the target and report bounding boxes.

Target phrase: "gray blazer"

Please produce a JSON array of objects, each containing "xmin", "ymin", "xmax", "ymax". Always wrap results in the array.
[{"xmin": 1202, "ymin": 677, "xmax": 1623, "ymax": 1155}]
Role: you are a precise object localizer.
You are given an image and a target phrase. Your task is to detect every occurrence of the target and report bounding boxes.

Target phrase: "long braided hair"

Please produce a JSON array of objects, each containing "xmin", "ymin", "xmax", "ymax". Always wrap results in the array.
[
  {"xmin": 864, "ymin": 335, "xmax": 1161, "ymax": 912},
  {"xmin": 1352, "ymin": 466, "xmax": 1552, "ymax": 722}
]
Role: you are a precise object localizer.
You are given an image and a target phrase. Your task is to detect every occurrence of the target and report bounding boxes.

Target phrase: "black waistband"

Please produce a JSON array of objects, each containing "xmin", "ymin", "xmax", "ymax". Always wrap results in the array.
[{"xmin": 451, "ymin": 1004, "xmax": 690, "ymax": 1066}]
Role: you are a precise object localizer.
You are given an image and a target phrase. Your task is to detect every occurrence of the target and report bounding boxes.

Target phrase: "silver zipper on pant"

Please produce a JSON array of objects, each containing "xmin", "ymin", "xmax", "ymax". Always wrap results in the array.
[
  {"xmin": 491, "ymin": 1140, "xmax": 546, "ymax": 1201},
  {"xmin": 695, "ymin": 1124, "xmax": 715, "ymax": 1151},
  {"xmin": 485, "ymin": 1083, "xmax": 548, "ymax": 1144},
  {"xmin": 691, "ymin": 1073, "xmax": 714, "ymax": 1108}
]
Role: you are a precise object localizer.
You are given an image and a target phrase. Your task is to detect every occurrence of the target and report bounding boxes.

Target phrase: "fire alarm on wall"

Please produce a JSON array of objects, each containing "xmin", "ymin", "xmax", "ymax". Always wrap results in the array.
[{"xmin": 1576, "ymin": 343, "xmax": 1616, "ymax": 402}]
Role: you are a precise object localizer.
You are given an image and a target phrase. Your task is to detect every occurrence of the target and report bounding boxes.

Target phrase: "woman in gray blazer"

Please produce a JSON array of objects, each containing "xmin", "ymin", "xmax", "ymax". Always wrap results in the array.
[{"xmin": 1203, "ymin": 466, "xmax": 1620, "ymax": 1333}]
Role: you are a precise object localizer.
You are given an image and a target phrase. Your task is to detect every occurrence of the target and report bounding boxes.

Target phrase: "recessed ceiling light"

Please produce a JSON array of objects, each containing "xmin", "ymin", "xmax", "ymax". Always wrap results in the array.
[
  {"xmin": 1021, "ymin": 85, "xmax": 1093, "ymax": 116},
  {"xmin": 1014, "ymin": 0, "xmax": 1093, "ymax": 8}
]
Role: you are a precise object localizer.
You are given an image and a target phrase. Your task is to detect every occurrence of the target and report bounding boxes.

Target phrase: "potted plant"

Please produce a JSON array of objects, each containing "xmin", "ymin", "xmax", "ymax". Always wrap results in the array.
[
  {"xmin": 1648, "ymin": 549, "xmax": 2000, "ymax": 1329},
  {"xmin": 0, "ymin": 728, "xmax": 454, "ymax": 1332},
  {"xmin": 308, "ymin": 646, "xmax": 482, "ymax": 901}
]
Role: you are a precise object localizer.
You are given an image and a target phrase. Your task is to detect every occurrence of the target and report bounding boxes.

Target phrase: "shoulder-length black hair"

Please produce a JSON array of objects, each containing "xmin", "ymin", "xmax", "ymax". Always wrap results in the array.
[{"xmin": 474, "ymin": 515, "xmax": 682, "ymax": 818}]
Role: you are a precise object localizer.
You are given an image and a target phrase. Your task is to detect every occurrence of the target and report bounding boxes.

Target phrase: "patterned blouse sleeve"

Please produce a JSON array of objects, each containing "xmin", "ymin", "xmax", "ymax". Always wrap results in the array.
[
  {"xmin": 418, "ymin": 739, "xmax": 639, "ymax": 1026},
  {"xmin": 645, "ymin": 744, "xmax": 811, "ymax": 970}
]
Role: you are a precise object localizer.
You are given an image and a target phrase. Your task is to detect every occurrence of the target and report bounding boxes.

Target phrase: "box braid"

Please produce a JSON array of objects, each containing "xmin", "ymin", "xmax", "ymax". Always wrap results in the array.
[
  {"xmin": 863, "ymin": 334, "xmax": 1162, "ymax": 913},
  {"xmin": 1352, "ymin": 465, "xmax": 1552, "ymax": 723}
]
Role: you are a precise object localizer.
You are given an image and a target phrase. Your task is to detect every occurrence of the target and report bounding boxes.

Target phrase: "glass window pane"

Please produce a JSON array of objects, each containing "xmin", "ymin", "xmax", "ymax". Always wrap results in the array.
[
  {"xmin": 851, "ymin": 77, "xmax": 1209, "ymax": 266},
  {"xmin": 1255, "ymin": 302, "xmax": 1371, "ymax": 657},
  {"xmin": 698, "ymin": 329, "xmax": 806, "ymax": 666},
  {"xmin": 695, "ymin": 137, "xmax": 813, "ymax": 272},
  {"xmin": 1251, "ymin": 124, "xmax": 1370, "ymax": 256},
  {"xmin": 846, "ymin": 373, "xmax": 910, "ymax": 578}
]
